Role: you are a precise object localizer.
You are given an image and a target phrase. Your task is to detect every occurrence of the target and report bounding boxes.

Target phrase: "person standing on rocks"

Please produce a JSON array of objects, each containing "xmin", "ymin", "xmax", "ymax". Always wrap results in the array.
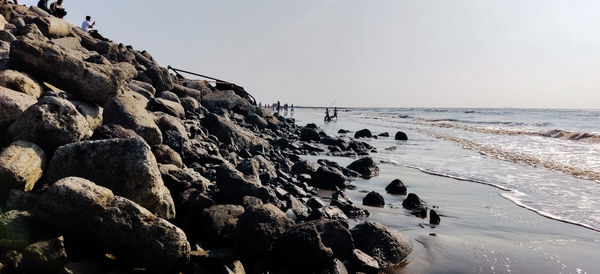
[
  {"xmin": 277, "ymin": 101, "xmax": 281, "ymax": 113},
  {"xmin": 82, "ymin": 16, "xmax": 110, "ymax": 41},
  {"xmin": 37, "ymin": 0, "xmax": 49, "ymax": 12},
  {"xmin": 49, "ymin": 0, "xmax": 67, "ymax": 18}
]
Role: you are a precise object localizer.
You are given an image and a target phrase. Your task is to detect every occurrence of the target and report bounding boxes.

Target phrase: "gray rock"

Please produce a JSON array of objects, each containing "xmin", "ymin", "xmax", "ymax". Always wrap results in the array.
[
  {"xmin": 349, "ymin": 249, "xmax": 380, "ymax": 273},
  {"xmin": 0, "ymin": 30, "xmax": 15, "ymax": 43},
  {"xmin": 0, "ymin": 70, "xmax": 42, "ymax": 98},
  {"xmin": 307, "ymin": 206, "xmax": 348, "ymax": 222},
  {"xmin": 346, "ymin": 157, "xmax": 379, "ymax": 179},
  {"xmin": 159, "ymin": 164, "xmax": 210, "ymax": 193},
  {"xmin": 171, "ymin": 84, "xmax": 202, "ymax": 101},
  {"xmin": 157, "ymin": 91, "xmax": 180, "ymax": 103},
  {"xmin": 233, "ymin": 204, "xmax": 293, "ymax": 259},
  {"xmin": 7, "ymin": 97, "xmax": 91, "ymax": 150},
  {"xmin": 151, "ymin": 97, "xmax": 185, "ymax": 119},
  {"xmin": 245, "ymin": 113, "xmax": 268, "ymax": 129},
  {"xmin": 10, "ymin": 39, "xmax": 136, "ymax": 104},
  {"xmin": 35, "ymin": 177, "xmax": 190, "ymax": 272},
  {"xmin": 31, "ymin": 16, "xmax": 70, "ymax": 36},
  {"xmin": 103, "ymin": 92, "xmax": 162, "ymax": 146},
  {"xmin": 46, "ymin": 138, "xmax": 175, "ymax": 219},
  {"xmin": 201, "ymin": 90, "xmax": 252, "ymax": 114},
  {"xmin": 0, "ymin": 141, "xmax": 45, "ymax": 195},
  {"xmin": 350, "ymin": 222, "xmax": 413, "ymax": 268},
  {"xmin": 91, "ymin": 124, "xmax": 139, "ymax": 140},
  {"xmin": 180, "ymin": 96, "xmax": 200, "ymax": 112},
  {"xmin": 0, "ymin": 86, "xmax": 37, "ymax": 129},
  {"xmin": 201, "ymin": 113, "xmax": 269, "ymax": 150},
  {"xmin": 69, "ymin": 99, "xmax": 103, "ymax": 131}
]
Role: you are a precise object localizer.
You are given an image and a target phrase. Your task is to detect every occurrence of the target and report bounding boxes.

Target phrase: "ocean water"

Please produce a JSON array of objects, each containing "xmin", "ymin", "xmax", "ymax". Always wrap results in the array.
[{"xmin": 291, "ymin": 107, "xmax": 600, "ymax": 232}]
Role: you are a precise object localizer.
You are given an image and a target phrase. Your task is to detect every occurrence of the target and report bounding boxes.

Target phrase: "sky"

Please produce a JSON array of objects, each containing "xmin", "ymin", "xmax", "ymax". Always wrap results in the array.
[{"xmin": 26, "ymin": 0, "xmax": 600, "ymax": 108}]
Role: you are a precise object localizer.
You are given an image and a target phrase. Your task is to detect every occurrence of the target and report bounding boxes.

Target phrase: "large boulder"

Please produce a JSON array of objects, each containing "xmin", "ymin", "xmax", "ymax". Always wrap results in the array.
[
  {"xmin": 354, "ymin": 129, "xmax": 372, "ymax": 138},
  {"xmin": 9, "ymin": 39, "xmax": 136, "ymax": 104},
  {"xmin": 0, "ymin": 141, "xmax": 45, "ymax": 196},
  {"xmin": 385, "ymin": 179, "xmax": 407, "ymax": 195},
  {"xmin": 300, "ymin": 127, "xmax": 321, "ymax": 142},
  {"xmin": 201, "ymin": 113, "xmax": 268, "ymax": 150},
  {"xmin": 362, "ymin": 191, "xmax": 384, "ymax": 208},
  {"xmin": 103, "ymin": 92, "xmax": 162, "ymax": 146},
  {"xmin": 21, "ymin": 236, "xmax": 68, "ymax": 272},
  {"xmin": 69, "ymin": 99, "xmax": 103, "ymax": 131},
  {"xmin": 0, "ymin": 86, "xmax": 37, "ymax": 128},
  {"xmin": 200, "ymin": 204, "xmax": 245, "ymax": 246},
  {"xmin": 311, "ymin": 166, "xmax": 347, "ymax": 190},
  {"xmin": 0, "ymin": 70, "xmax": 42, "ymax": 98},
  {"xmin": 201, "ymin": 90, "xmax": 251, "ymax": 114},
  {"xmin": 0, "ymin": 210, "xmax": 36, "ymax": 245},
  {"xmin": 152, "ymin": 144, "xmax": 183, "ymax": 168},
  {"xmin": 233, "ymin": 204, "xmax": 293, "ymax": 259},
  {"xmin": 171, "ymin": 84, "xmax": 202, "ymax": 101},
  {"xmin": 150, "ymin": 98, "xmax": 185, "ymax": 119},
  {"xmin": 350, "ymin": 222, "xmax": 412, "ymax": 268},
  {"xmin": 272, "ymin": 219, "xmax": 354, "ymax": 272},
  {"xmin": 46, "ymin": 138, "xmax": 175, "ymax": 219},
  {"xmin": 7, "ymin": 96, "xmax": 91, "ymax": 150},
  {"xmin": 35, "ymin": 177, "xmax": 190, "ymax": 272},
  {"xmin": 346, "ymin": 157, "xmax": 379, "ymax": 178},
  {"xmin": 32, "ymin": 16, "xmax": 70, "ymax": 36}
]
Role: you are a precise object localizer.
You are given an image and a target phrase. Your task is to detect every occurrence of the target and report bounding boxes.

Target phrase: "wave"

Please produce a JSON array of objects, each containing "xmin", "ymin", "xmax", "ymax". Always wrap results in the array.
[
  {"xmin": 416, "ymin": 119, "xmax": 600, "ymax": 144},
  {"xmin": 403, "ymin": 165, "xmax": 511, "ymax": 191},
  {"xmin": 416, "ymin": 128, "xmax": 600, "ymax": 183}
]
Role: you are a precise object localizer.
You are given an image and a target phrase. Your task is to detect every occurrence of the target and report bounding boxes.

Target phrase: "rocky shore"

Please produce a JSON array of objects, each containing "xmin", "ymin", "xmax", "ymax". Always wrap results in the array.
[{"xmin": 0, "ymin": 3, "xmax": 431, "ymax": 273}]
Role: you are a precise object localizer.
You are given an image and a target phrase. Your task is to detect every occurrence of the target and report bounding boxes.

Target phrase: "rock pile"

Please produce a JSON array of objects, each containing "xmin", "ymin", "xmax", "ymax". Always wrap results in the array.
[{"xmin": 0, "ymin": 2, "xmax": 413, "ymax": 273}]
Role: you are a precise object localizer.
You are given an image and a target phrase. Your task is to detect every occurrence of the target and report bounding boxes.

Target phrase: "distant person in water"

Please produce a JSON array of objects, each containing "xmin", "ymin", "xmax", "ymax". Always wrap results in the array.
[
  {"xmin": 324, "ymin": 108, "xmax": 331, "ymax": 122},
  {"xmin": 333, "ymin": 107, "xmax": 338, "ymax": 120},
  {"xmin": 277, "ymin": 101, "xmax": 281, "ymax": 113},
  {"xmin": 37, "ymin": 0, "xmax": 49, "ymax": 12},
  {"xmin": 291, "ymin": 104, "xmax": 294, "ymax": 113},
  {"xmin": 49, "ymin": 0, "xmax": 67, "ymax": 18}
]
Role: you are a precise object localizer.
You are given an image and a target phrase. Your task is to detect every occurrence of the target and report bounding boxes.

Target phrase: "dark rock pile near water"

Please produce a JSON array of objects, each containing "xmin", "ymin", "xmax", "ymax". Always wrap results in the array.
[{"xmin": 0, "ymin": 2, "xmax": 413, "ymax": 273}]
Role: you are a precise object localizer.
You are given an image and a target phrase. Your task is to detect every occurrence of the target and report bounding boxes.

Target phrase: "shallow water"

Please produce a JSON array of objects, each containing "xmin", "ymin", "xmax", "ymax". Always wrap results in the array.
[{"xmin": 289, "ymin": 107, "xmax": 600, "ymax": 273}]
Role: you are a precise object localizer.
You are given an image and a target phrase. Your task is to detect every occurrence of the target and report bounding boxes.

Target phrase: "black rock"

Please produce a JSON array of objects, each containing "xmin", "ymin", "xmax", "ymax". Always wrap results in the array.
[
  {"xmin": 300, "ymin": 127, "xmax": 321, "ymax": 142},
  {"xmin": 385, "ymin": 179, "xmax": 407, "ymax": 195},
  {"xmin": 378, "ymin": 132, "xmax": 389, "ymax": 137},
  {"xmin": 362, "ymin": 191, "xmax": 384, "ymax": 207},
  {"xmin": 354, "ymin": 129, "xmax": 372, "ymax": 138},
  {"xmin": 311, "ymin": 166, "xmax": 347, "ymax": 190},
  {"xmin": 349, "ymin": 249, "xmax": 380, "ymax": 273},
  {"xmin": 306, "ymin": 123, "xmax": 318, "ymax": 129},
  {"xmin": 429, "ymin": 209, "xmax": 441, "ymax": 225},
  {"xmin": 347, "ymin": 157, "xmax": 379, "ymax": 178},
  {"xmin": 395, "ymin": 131, "xmax": 408, "ymax": 140},
  {"xmin": 350, "ymin": 222, "xmax": 413, "ymax": 268},
  {"xmin": 337, "ymin": 129, "xmax": 349, "ymax": 134},
  {"xmin": 402, "ymin": 193, "xmax": 422, "ymax": 209}
]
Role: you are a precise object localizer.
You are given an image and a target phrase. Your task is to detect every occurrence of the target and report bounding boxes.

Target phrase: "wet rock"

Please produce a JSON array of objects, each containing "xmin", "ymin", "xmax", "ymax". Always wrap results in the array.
[
  {"xmin": 10, "ymin": 39, "xmax": 136, "ymax": 104},
  {"xmin": 349, "ymin": 249, "xmax": 380, "ymax": 273},
  {"xmin": 35, "ymin": 177, "xmax": 190, "ymax": 272},
  {"xmin": 272, "ymin": 219, "xmax": 354, "ymax": 272},
  {"xmin": 354, "ymin": 129, "xmax": 372, "ymax": 138},
  {"xmin": 385, "ymin": 179, "xmax": 407, "ymax": 195},
  {"xmin": 307, "ymin": 197, "xmax": 327, "ymax": 210},
  {"xmin": 7, "ymin": 96, "xmax": 91, "ymax": 150},
  {"xmin": 362, "ymin": 191, "xmax": 384, "ymax": 208},
  {"xmin": 103, "ymin": 92, "xmax": 163, "ymax": 146},
  {"xmin": 0, "ymin": 141, "xmax": 45, "ymax": 196},
  {"xmin": 346, "ymin": 157, "xmax": 379, "ymax": 178},
  {"xmin": 330, "ymin": 199, "xmax": 370, "ymax": 219},
  {"xmin": 90, "ymin": 124, "xmax": 139, "ymax": 140},
  {"xmin": 378, "ymin": 132, "xmax": 389, "ymax": 137},
  {"xmin": 350, "ymin": 222, "xmax": 412, "ymax": 268},
  {"xmin": 429, "ymin": 209, "xmax": 441, "ymax": 225},
  {"xmin": 21, "ymin": 236, "xmax": 67, "ymax": 272},
  {"xmin": 0, "ymin": 87, "xmax": 37, "ymax": 129},
  {"xmin": 402, "ymin": 193, "xmax": 424, "ymax": 210},
  {"xmin": 202, "ymin": 113, "xmax": 269, "ymax": 150},
  {"xmin": 46, "ymin": 138, "xmax": 175, "ymax": 219},
  {"xmin": 0, "ymin": 70, "xmax": 42, "ymax": 98},
  {"xmin": 300, "ymin": 127, "xmax": 321, "ymax": 142},
  {"xmin": 284, "ymin": 194, "xmax": 310, "ymax": 220},
  {"xmin": 233, "ymin": 204, "xmax": 293, "ymax": 259},
  {"xmin": 395, "ymin": 131, "xmax": 408, "ymax": 140},
  {"xmin": 311, "ymin": 166, "xmax": 346, "ymax": 190},
  {"xmin": 200, "ymin": 205, "xmax": 245, "ymax": 246},
  {"xmin": 152, "ymin": 144, "xmax": 183, "ymax": 168}
]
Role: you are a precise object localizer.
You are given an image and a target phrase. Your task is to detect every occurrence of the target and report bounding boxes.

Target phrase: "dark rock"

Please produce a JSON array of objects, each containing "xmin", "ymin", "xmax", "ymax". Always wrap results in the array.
[
  {"xmin": 395, "ymin": 131, "xmax": 408, "ymax": 140},
  {"xmin": 307, "ymin": 206, "xmax": 348, "ymax": 222},
  {"xmin": 349, "ymin": 249, "xmax": 380, "ymax": 273},
  {"xmin": 246, "ymin": 113, "xmax": 268, "ymax": 129},
  {"xmin": 346, "ymin": 157, "xmax": 379, "ymax": 178},
  {"xmin": 150, "ymin": 98, "xmax": 185, "ymax": 119},
  {"xmin": 233, "ymin": 204, "xmax": 293, "ymax": 259},
  {"xmin": 241, "ymin": 196, "xmax": 263, "ymax": 209},
  {"xmin": 402, "ymin": 193, "xmax": 423, "ymax": 210},
  {"xmin": 0, "ymin": 70, "xmax": 42, "ymax": 98},
  {"xmin": 152, "ymin": 144, "xmax": 183, "ymax": 168},
  {"xmin": 5, "ymin": 190, "xmax": 39, "ymax": 211},
  {"xmin": 180, "ymin": 96, "xmax": 200, "ymax": 112},
  {"xmin": 0, "ymin": 210, "xmax": 35, "ymax": 246},
  {"xmin": 284, "ymin": 194, "xmax": 310, "ymax": 220},
  {"xmin": 291, "ymin": 160, "xmax": 319, "ymax": 175},
  {"xmin": 46, "ymin": 138, "xmax": 175, "ymax": 219},
  {"xmin": 21, "ymin": 236, "xmax": 67, "ymax": 272},
  {"xmin": 103, "ymin": 91, "xmax": 163, "ymax": 146},
  {"xmin": 362, "ymin": 191, "xmax": 384, "ymax": 207},
  {"xmin": 157, "ymin": 91, "xmax": 180, "ymax": 103},
  {"xmin": 354, "ymin": 129, "xmax": 372, "ymax": 138},
  {"xmin": 35, "ymin": 177, "xmax": 190, "ymax": 272},
  {"xmin": 201, "ymin": 113, "xmax": 269, "ymax": 150},
  {"xmin": 429, "ymin": 209, "xmax": 441, "ymax": 225},
  {"xmin": 170, "ymin": 84, "xmax": 202, "ymax": 101},
  {"xmin": 337, "ymin": 129, "xmax": 349, "ymax": 134},
  {"xmin": 350, "ymin": 222, "xmax": 412, "ymax": 268},
  {"xmin": 311, "ymin": 166, "xmax": 347, "ymax": 190},
  {"xmin": 307, "ymin": 197, "xmax": 327, "ymax": 210},
  {"xmin": 385, "ymin": 179, "xmax": 407, "ymax": 195},
  {"xmin": 378, "ymin": 132, "xmax": 389, "ymax": 137},
  {"xmin": 200, "ymin": 205, "xmax": 245, "ymax": 247},
  {"xmin": 305, "ymin": 123, "xmax": 317, "ymax": 129},
  {"xmin": 159, "ymin": 164, "xmax": 210, "ymax": 193},
  {"xmin": 201, "ymin": 90, "xmax": 252, "ymax": 114},
  {"xmin": 91, "ymin": 124, "xmax": 139, "ymax": 140},
  {"xmin": 331, "ymin": 200, "xmax": 370, "ymax": 219},
  {"xmin": 272, "ymin": 219, "xmax": 354, "ymax": 272},
  {"xmin": 300, "ymin": 127, "xmax": 321, "ymax": 142}
]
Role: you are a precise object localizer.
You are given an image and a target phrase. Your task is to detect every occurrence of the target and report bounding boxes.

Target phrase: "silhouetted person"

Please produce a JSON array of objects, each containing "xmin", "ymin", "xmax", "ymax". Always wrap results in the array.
[
  {"xmin": 37, "ymin": 0, "xmax": 49, "ymax": 12},
  {"xmin": 49, "ymin": 0, "xmax": 66, "ymax": 18},
  {"xmin": 291, "ymin": 104, "xmax": 294, "ymax": 113},
  {"xmin": 333, "ymin": 107, "xmax": 338, "ymax": 120},
  {"xmin": 324, "ymin": 108, "xmax": 331, "ymax": 122},
  {"xmin": 277, "ymin": 101, "xmax": 281, "ymax": 113}
]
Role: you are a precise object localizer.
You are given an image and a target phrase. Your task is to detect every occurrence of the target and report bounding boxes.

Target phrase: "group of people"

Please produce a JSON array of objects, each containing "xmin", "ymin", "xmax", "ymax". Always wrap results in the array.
[
  {"xmin": 37, "ymin": 0, "xmax": 66, "ymax": 18},
  {"xmin": 325, "ymin": 107, "xmax": 338, "ymax": 122},
  {"xmin": 261, "ymin": 101, "xmax": 294, "ymax": 114}
]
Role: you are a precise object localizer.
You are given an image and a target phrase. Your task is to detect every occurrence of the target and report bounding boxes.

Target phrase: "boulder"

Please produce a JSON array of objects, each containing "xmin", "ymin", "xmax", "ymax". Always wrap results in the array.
[
  {"xmin": 291, "ymin": 160, "xmax": 319, "ymax": 175},
  {"xmin": 10, "ymin": 39, "xmax": 136, "ymax": 104},
  {"xmin": 378, "ymin": 132, "xmax": 389, "ymax": 137},
  {"xmin": 337, "ymin": 129, "xmax": 349, "ymax": 134},
  {"xmin": 152, "ymin": 144, "xmax": 183, "ymax": 168},
  {"xmin": 7, "ymin": 96, "xmax": 91, "ymax": 150},
  {"xmin": 201, "ymin": 113, "xmax": 268, "ymax": 150},
  {"xmin": 272, "ymin": 219, "xmax": 354, "ymax": 272},
  {"xmin": 311, "ymin": 166, "xmax": 346, "ymax": 190},
  {"xmin": 46, "ymin": 138, "xmax": 175, "ymax": 219},
  {"xmin": 0, "ymin": 141, "xmax": 45, "ymax": 195},
  {"xmin": 0, "ymin": 210, "xmax": 35, "ymax": 244},
  {"xmin": 91, "ymin": 124, "xmax": 139, "ymax": 140},
  {"xmin": 350, "ymin": 222, "xmax": 412, "ymax": 268},
  {"xmin": 349, "ymin": 249, "xmax": 380, "ymax": 273},
  {"xmin": 429, "ymin": 209, "xmax": 441, "ymax": 225},
  {"xmin": 141, "ymin": 65, "xmax": 173, "ymax": 91},
  {"xmin": 245, "ymin": 113, "xmax": 268, "ymax": 129},
  {"xmin": 362, "ymin": 191, "xmax": 384, "ymax": 208},
  {"xmin": 159, "ymin": 164, "xmax": 210, "ymax": 193},
  {"xmin": 5, "ymin": 189, "xmax": 39, "ymax": 211},
  {"xmin": 150, "ymin": 98, "xmax": 185, "ymax": 119},
  {"xmin": 32, "ymin": 16, "xmax": 69, "ymax": 36},
  {"xmin": 215, "ymin": 162, "xmax": 263, "ymax": 204},
  {"xmin": 0, "ymin": 86, "xmax": 37, "ymax": 128},
  {"xmin": 395, "ymin": 131, "xmax": 408, "ymax": 140},
  {"xmin": 0, "ymin": 30, "xmax": 16, "ymax": 43},
  {"xmin": 385, "ymin": 179, "xmax": 407, "ymax": 195},
  {"xmin": 402, "ymin": 193, "xmax": 424, "ymax": 210},
  {"xmin": 0, "ymin": 70, "xmax": 42, "ymax": 98},
  {"xmin": 200, "ymin": 205, "xmax": 245, "ymax": 246},
  {"xmin": 171, "ymin": 83, "xmax": 202, "ymax": 101},
  {"xmin": 35, "ymin": 177, "xmax": 190, "ymax": 272},
  {"xmin": 300, "ymin": 127, "xmax": 321, "ymax": 142},
  {"xmin": 157, "ymin": 91, "xmax": 180, "ymax": 103},
  {"xmin": 201, "ymin": 90, "xmax": 251, "ymax": 114},
  {"xmin": 103, "ymin": 92, "xmax": 163, "ymax": 146},
  {"xmin": 21, "ymin": 236, "xmax": 67, "ymax": 272},
  {"xmin": 233, "ymin": 204, "xmax": 293, "ymax": 259},
  {"xmin": 307, "ymin": 206, "xmax": 348, "ymax": 222},
  {"xmin": 69, "ymin": 99, "xmax": 103, "ymax": 131},
  {"xmin": 180, "ymin": 96, "xmax": 200, "ymax": 112},
  {"xmin": 346, "ymin": 157, "xmax": 379, "ymax": 178},
  {"xmin": 354, "ymin": 129, "xmax": 372, "ymax": 138}
]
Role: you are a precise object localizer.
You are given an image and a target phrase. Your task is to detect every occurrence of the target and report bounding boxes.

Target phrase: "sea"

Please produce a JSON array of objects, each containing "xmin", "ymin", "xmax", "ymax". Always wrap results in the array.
[{"xmin": 289, "ymin": 107, "xmax": 600, "ymax": 273}]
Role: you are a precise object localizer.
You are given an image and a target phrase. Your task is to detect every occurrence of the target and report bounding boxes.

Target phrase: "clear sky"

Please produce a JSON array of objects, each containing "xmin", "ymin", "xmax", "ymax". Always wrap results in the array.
[{"xmin": 29, "ymin": 0, "xmax": 600, "ymax": 108}]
